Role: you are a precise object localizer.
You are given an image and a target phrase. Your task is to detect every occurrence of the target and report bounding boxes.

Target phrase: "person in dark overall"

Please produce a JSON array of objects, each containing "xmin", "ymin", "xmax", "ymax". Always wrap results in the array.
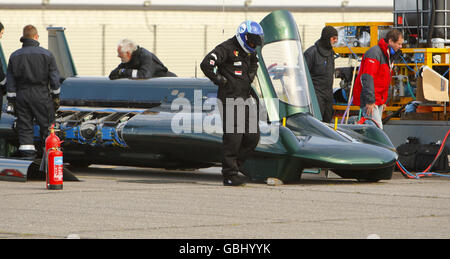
[
  {"xmin": 6, "ymin": 25, "xmax": 61, "ymax": 159},
  {"xmin": 109, "ymin": 38, "xmax": 176, "ymax": 80},
  {"xmin": 201, "ymin": 21, "xmax": 264, "ymax": 186},
  {"xmin": 304, "ymin": 26, "xmax": 338, "ymax": 123}
]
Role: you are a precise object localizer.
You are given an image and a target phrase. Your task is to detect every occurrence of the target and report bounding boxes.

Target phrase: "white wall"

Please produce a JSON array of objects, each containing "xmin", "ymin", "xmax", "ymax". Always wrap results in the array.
[{"xmin": 0, "ymin": 8, "xmax": 393, "ymax": 77}]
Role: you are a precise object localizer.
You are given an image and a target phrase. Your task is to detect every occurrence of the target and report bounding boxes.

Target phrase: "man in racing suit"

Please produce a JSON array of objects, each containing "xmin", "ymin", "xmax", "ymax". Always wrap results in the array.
[{"xmin": 201, "ymin": 21, "xmax": 263, "ymax": 186}]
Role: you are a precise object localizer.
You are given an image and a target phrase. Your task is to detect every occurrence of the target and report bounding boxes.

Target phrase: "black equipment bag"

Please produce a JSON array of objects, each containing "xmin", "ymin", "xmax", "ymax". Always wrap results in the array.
[
  {"xmin": 416, "ymin": 144, "xmax": 449, "ymax": 172},
  {"xmin": 397, "ymin": 137, "xmax": 420, "ymax": 171},
  {"xmin": 397, "ymin": 137, "xmax": 449, "ymax": 172}
]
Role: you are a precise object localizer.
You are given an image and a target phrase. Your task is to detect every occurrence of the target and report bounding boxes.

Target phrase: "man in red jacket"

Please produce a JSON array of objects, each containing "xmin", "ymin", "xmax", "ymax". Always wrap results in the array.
[{"xmin": 353, "ymin": 29, "xmax": 403, "ymax": 129}]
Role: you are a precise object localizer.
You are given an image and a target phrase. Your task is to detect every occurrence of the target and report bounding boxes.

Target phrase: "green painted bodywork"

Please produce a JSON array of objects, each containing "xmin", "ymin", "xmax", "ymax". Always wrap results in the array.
[{"xmin": 47, "ymin": 27, "xmax": 77, "ymax": 78}]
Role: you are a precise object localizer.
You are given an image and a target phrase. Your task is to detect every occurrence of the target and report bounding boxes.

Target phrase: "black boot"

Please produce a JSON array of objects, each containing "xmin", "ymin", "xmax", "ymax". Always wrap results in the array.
[
  {"xmin": 223, "ymin": 175, "xmax": 246, "ymax": 186},
  {"xmin": 19, "ymin": 150, "xmax": 36, "ymax": 160}
]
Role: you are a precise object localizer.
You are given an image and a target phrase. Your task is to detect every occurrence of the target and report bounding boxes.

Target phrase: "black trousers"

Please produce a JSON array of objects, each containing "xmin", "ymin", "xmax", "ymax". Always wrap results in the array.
[
  {"xmin": 317, "ymin": 93, "xmax": 334, "ymax": 123},
  {"xmin": 219, "ymin": 97, "xmax": 260, "ymax": 177},
  {"xmin": 16, "ymin": 87, "xmax": 55, "ymax": 157}
]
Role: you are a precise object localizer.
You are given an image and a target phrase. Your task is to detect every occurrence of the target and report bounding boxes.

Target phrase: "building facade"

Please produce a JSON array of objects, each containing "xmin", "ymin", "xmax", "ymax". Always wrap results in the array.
[{"xmin": 0, "ymin": 5, "xmax": 392, "ymax": 77}]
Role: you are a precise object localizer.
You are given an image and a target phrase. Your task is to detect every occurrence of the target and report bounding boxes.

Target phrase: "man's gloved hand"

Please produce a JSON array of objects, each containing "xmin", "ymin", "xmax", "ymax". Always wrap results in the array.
[
  {"xmin": 6, "ymin": 97, "xmax": 16, "ymax": 115},
  {"xmin": 215, "ymin": 74, "xmax": 228, "ymax": 87},
  {"xmin": 109, "ymin": 68, "xmax": 120, "ymax": 80},
  {"xmin": 52, "ymin": 94, "xmax": 60, "ymax": 112},
  {"xmin": 108, "ymin": 67, "xmax": 130, "ymax": 80}
]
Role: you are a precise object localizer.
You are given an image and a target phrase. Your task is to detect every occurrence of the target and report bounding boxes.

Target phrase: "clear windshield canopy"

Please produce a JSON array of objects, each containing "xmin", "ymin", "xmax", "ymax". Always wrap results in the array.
[{"xmin": 262, "ymin": 40, "xmax": 311, "ymax": 108}]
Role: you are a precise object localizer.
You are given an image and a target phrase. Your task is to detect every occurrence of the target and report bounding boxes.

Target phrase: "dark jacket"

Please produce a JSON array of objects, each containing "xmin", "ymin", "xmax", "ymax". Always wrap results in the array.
[
  {"xmin": 304, "ymin": 40, "xmax": 336, "ymax": 100},
  {"xmin": 6, "ymin": 38, "xmax": 60, "ymax": 99},
  {"xmin": 109, "ymin": 46, "xmax": 176, "ymax": 80},
  {"xmin": 200, "ymin": 36, "xmax": 258, "ymax": 100},
  {"xmin": 353, "ymin": 39, "xmax": 392, "ymax": 107}
]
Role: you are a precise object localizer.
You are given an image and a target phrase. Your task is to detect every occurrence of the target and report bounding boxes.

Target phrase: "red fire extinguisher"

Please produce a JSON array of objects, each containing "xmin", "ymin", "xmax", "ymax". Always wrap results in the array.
[
  {"xmin": 47, "ymin": 148, "xmax": 63, "ymax": 190},
  {"xmin": 45, "ymin": 125, "xmax": 63, "ymax": 190}
]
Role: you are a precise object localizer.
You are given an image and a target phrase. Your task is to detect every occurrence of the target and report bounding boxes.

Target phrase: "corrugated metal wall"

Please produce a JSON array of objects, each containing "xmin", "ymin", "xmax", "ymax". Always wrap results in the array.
[{"xmin": 0, "ymin": 9, "xmax": 393, "ymax": 77}]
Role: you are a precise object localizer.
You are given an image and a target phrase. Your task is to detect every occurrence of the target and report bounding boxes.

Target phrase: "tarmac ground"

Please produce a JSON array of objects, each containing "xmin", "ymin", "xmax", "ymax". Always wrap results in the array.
[{"xmin": 1, "ymin": 165, "xmax": 449, "ymax": 239}]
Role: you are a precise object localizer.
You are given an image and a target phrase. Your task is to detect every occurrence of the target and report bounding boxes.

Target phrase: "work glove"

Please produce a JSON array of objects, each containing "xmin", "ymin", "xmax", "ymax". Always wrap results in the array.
[
  {"xmin": 109, "ymin": 70, "xmax": 119, "ymax": 80},
  {"xmin": 6, "ymin": 97, "xmax": 16, "ymax": 115},
  {"xmin": 214, "ymin": 74, "xmax": 228, "ymax": 87},
  {"xmin": 52, "ymin": 94, "xmax": 60, "ymax": 112},
  {"xmin": 108, "ymin": 67, "xmax": 122, "ymax": 80},
  {"xmin": 109, "ymin": 67, "xmax": 131, "ymax": 80}
]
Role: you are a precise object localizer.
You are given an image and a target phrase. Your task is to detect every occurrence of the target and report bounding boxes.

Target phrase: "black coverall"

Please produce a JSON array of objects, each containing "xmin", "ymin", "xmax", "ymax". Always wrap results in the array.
[
  {"xmin": 6, "ymin": 38, "xmax": 60, "ymax": 157},
  {"xmin": 109, "ymin": 46, "xmax": 176, "ymax": 80},
  {"xmin": 200, "ymin": 36, "xmax": 260, "ymax": 177},
  {"xmin": 304, "ymin": 40, "xmax": 336, "ymax": 123}
]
